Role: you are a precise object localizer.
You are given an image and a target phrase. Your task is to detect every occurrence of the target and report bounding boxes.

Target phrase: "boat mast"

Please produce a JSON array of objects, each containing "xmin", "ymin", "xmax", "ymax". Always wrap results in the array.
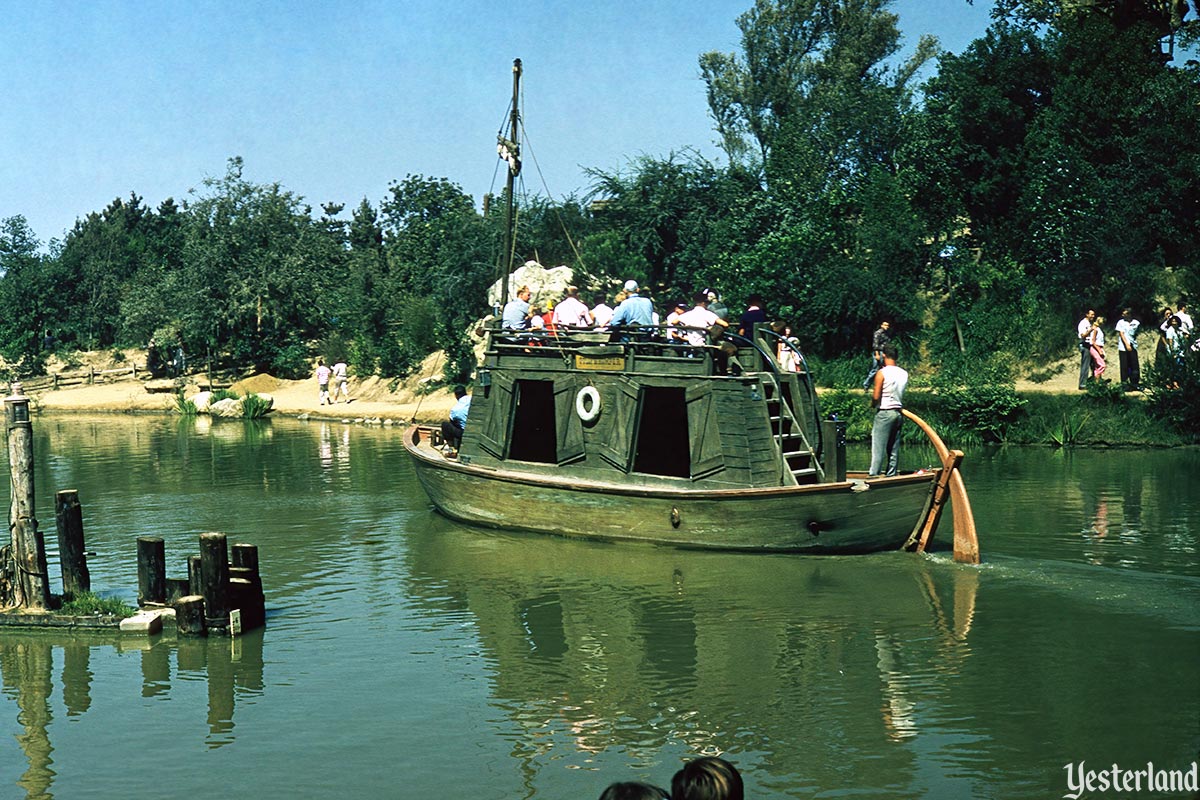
[{"xmin": 498, "ymin": 58, "xmax": 522, "ymax": 312}]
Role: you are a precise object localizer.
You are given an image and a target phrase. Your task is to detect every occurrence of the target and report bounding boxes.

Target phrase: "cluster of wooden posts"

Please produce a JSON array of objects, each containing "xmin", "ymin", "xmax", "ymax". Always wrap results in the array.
[
  {"xmin": 137, "ymin": 533, "xmax": 266, "ymax": 637},
  {"xmin": 4, "ymin": 389, "xmax": 266, "ymax": 636}
]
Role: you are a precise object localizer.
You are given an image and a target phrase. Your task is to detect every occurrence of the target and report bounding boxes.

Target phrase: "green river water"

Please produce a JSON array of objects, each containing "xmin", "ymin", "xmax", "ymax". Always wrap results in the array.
[{"xmin": 0, "ymin": 414, "xmax": 1196, "ymax": 799}]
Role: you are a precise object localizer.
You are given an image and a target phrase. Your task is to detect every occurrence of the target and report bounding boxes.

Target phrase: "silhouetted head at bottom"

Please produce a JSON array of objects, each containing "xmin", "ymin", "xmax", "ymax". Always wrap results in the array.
[
  {"xmin": 670, "ymin": 757, "xmax": 744, "ymax": 800},
  {"xmin": 598, "ymin": 781, "xmax": 670, "ymax": 800}
]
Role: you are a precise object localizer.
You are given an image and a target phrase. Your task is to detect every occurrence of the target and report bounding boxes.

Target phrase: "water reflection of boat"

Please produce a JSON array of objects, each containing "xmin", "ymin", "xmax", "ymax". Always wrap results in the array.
[
  {"xmin": 405, "ymin": 60, "xmax": 978, "ymax": 562},
  {"xmin": 402, "ymin": 516, "xmax": 979, "ymax": 787}
]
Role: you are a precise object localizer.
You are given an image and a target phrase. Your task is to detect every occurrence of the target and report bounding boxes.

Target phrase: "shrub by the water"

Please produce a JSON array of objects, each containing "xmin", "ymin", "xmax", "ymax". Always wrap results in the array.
[
  {"xmin": 1144, "ymin": 345, "xmax": 1200, "ymax": 437},
  {"xmin": 818, "ymin": 388, "xmax": 874, "ymax": 440},
  {"xmin": 928, "ymin": 359, "xmax": 1026, "ymax": 443},
  {"xmin": 173, "ymin": 392, "xmax": 197, "ymax": 415},
  {"xmin": 241, "ymin": 391, "xmax": 272, "ymax": 418}
]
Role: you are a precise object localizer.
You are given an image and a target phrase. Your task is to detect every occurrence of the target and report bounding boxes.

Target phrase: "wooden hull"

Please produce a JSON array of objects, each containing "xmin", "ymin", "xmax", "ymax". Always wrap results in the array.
[{"xmin": 405, "ymin": 427, "xmax": 936, "ymax": 554}]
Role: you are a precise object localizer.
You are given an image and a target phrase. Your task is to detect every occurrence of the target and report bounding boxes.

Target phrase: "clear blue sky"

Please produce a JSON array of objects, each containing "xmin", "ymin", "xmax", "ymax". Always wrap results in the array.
[{"xmin": 1, "ymin": 0, "xmax": 994, "ymax": 245}]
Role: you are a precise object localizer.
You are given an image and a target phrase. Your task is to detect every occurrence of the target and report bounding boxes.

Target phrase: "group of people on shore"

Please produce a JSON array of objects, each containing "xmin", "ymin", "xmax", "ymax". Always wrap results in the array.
[
  {"xmin": 1076, "ymin": 301, "xmax": 1193, "ymax": 391},
  {"xmin": 598, "ymin": 756, "xmax": 743, "ymax": 800}
]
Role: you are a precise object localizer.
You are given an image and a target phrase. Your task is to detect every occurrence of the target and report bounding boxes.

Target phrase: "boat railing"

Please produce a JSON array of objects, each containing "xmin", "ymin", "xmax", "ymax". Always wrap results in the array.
[{"xmin": 488, "ymin": 324, "xmax": 741, "ymax": 367}]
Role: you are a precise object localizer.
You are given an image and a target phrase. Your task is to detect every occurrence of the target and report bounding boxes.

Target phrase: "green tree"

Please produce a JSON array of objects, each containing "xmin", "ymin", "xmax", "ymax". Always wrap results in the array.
[
  {"xmin": 379, "ymin": 175, "xmax": 493, "ymax": 380},
  {"xmin": 0, "ymin": 216, "xmax": 54, "ymax": 371},
  {"xmin": 700, "ymin": 0, "xmax": 937, "ymax": 184},
  {"xmin": 181, "ymin": 157, "xmax": 342, "ymax": 376}
]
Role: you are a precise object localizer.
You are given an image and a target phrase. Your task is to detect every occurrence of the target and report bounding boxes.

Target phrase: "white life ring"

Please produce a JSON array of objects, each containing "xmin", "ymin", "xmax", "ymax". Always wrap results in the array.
[{"xmin": 575, "ymin": 385, "xmax": 601, "ymax": 422}]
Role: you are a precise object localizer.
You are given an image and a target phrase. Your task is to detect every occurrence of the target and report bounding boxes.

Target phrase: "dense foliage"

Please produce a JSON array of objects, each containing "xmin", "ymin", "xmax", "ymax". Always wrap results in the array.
[{"xmin": 1, "ymin": 0, "xmax": 1196, "ymax": 397}]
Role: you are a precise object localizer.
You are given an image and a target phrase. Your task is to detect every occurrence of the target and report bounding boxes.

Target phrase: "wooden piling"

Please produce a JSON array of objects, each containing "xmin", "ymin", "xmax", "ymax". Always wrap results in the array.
[
  {"xmin": 175, "ymin": 595, "xmax": 208, "ymax": 637},
  {"xmin": 136, "ymin": 537, "xmax": 166, "ymax": 606},
  {"xmin": 198, "ymin": 533, "xmax": 230, "ymax": 630},
  {"xmin": 229, "ymin": 567, "xmax": 265, "ymax": 630},
  {"xmin": 230, "ymin": 543, "xmax": 265, "ymax": 630},
  {"xmin": 820, "ymin": 418, "xmax": 847, "ymax": 483},
  {"xmin": 228, "ymin": 578, "xmax": 256, "ymax": 634},
  {"xmin": 6, "ymin": 394, "xmax": 50, "ymax": 610},
  {"xmin": 54, "ymin": 490, "xmax": 90, "ymax": 597},
  {"xmin": 165, "ymin": 577, "xmax": 190, "ymax": 603},
  {"xmin": 188, "ymin": 555, "xmax": 202, "ymax": 596}
]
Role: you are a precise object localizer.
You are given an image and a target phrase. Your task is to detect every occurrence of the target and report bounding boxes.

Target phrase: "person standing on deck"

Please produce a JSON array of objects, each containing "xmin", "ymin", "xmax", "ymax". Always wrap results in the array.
[
  {"xmin": 862, "ymin": 321, "xmax": 891, "ymax": 390},
  {"xmin": 315, "ymin": 359, "xmax": 332, "ymax": 406},
  {"xmin": 1077, "ymin": 309, "xmax": 1096, "ymax": 390},
  {"xmin": 1115, "ymin": 308, "xmax": 1140, "ymax": 391},
  {"xmin": 609, "ymin": 280, "xmax": 654, "ymax": 328},
  {"xmin": 331, "ymin": 358, "xmax": 351, "ymax": 403},
  {"xmin": 553, "ymin": 286, "xmax": 593, "ymax": 328},
  {"xmin": 592, "ymin": 294, "xmax": 614, "ymax": 329},
  {"xmin": 869, "ymin": 344, "xmax": 908, "ymax": 478},
  {"xmin": 502, "ymin": 286, "xmax": 533, "ymax": 329},
  {"xmin": 737, "ymin": 294, "xmax": 768, "ymax": 338}
]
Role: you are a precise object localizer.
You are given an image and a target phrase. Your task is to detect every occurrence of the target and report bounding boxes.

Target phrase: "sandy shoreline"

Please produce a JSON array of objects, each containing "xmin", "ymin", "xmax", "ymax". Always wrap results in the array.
[{"xmin": 29, "ymin": 373, "xmax": 458, "ymax": 425}]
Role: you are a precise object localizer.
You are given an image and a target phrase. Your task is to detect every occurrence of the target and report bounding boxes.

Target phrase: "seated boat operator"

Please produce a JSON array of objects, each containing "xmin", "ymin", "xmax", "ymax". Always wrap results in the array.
[{"xmin": 440, "ymin": 385, "xmax": 471, "ymax": 453}]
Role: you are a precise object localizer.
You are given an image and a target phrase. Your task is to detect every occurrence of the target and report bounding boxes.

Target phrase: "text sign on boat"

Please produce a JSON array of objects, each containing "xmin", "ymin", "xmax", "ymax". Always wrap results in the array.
[{"xmin": 575, "ymin": 354, "xmax": 625, "ymax": 371}]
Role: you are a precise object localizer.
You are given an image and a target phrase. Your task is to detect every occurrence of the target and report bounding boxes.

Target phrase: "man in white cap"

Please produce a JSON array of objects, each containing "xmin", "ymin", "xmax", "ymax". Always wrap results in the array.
[{"xmin": 609, "ymin": 279, "xmax": 654, "ymax": 328}]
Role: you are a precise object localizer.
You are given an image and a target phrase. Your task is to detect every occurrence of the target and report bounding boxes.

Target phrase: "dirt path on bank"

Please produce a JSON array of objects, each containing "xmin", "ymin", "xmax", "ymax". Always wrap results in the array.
[{"xmin": 31, "ymin": 372, "xmax": 457, "ymax": 424}]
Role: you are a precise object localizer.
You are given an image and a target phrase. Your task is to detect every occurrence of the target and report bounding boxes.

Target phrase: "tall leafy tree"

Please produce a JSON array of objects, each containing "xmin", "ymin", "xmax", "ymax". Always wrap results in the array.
[
  {"xmin": 696, "ymin": 0, "xmax": 937, "ymax": 352},
  {"xmin": 55, "ymin": 193, "xmax": 157, "ymax": 349},
  {"xmin": 0, "ymin": 217, "xmax": 54, "ymax": 370},
  {"xmin": 379, "ymin": 175, "xmax": 493, "ymax": 380},
  {"xmin": 181, "ymin": 157, "xmax": 342, "ymax": 376}
]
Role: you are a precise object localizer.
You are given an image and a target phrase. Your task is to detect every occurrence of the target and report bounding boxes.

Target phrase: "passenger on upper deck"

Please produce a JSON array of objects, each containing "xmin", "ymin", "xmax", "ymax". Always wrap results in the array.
[
  {"xmin": 737, "ymin": 294, "xmax": 767, "ymax": 337},
  {"xmin": 675, "ymin": 291, "xmax": 729, "ymax": 347},
  {"xmin": 502, "ymin": 286, "xmax": 532, "ymax": 329},
  {"xmin": 609, "ymin": 280, "xmax": 655, "ymax": 328},
  {"xmin": 553, "ymin": 286, "xmax": 593, "ymax": 328},
  {"xmin": 665, "ymin": 299, "xmax": 687, "ymax": 340},
  {"xmin": 592, "ymin": 294, "xmax": 615, "ymax": 328}
]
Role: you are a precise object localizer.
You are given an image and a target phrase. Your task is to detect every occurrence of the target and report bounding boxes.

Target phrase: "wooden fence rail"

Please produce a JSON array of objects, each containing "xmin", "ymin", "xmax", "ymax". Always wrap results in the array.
[{"xmin": 16, "ymin": 364, "xmax": 145, "ymax": 393}]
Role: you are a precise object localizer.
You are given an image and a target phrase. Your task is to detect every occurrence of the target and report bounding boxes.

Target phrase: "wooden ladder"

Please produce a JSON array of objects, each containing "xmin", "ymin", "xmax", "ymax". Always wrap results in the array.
[{"xmin": 764, "ymin": 379, "xmax": 821, "ymax": 485}]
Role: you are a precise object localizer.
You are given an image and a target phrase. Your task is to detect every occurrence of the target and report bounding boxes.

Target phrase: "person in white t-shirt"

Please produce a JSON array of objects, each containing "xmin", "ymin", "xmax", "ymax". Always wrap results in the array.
[
  {"xmin": 1114, "ymin": 307, "xmax": 1140, "ymax": 391},
  {"xmin": 591, "ymin": 295, "xmax": 614, "ymax": 329},
  {"xmin": 869, "ymin": 344, "xmax": 909, "ymax": 477},
  {"xmin": 675, "ymin": 292, "xmax": 728, "ymax": 347},
  {"xmin": 552, "ymin": 286, "xmax": 593, "ymax": 328}
]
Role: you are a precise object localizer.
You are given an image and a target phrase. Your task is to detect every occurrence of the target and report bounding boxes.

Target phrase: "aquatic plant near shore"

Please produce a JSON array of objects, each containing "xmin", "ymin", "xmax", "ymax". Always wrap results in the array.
[
  {"xmin": 1048, "ymin": 411, "xmax": 1089, "ymax": 448},
  {"xmin": 241, "ymin": 392, "xmax": 272, "ymax": 419},
  {"xmin": 173, "ymin": 392, "xmax": 197, "ymax": 415}
]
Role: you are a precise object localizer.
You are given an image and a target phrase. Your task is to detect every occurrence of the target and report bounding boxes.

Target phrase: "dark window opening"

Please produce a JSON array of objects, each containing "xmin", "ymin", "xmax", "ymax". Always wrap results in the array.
[
  {"xmin": 633, "ymin": 386, "xmax": 690, "ymax": 477},
  {"xmin": 508, "ymin": 379, "xmax": 557, "ymax": 463}
]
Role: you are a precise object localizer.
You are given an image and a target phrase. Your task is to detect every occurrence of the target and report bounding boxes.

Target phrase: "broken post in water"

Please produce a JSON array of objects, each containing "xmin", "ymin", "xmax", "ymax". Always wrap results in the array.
[
  {"xmin": 137, "ymin": 537, "xmax": 166, "ymax": 606},
  {"xmin": 54, "ymin": 490, "xmax": 90, "ymax": 598}
]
